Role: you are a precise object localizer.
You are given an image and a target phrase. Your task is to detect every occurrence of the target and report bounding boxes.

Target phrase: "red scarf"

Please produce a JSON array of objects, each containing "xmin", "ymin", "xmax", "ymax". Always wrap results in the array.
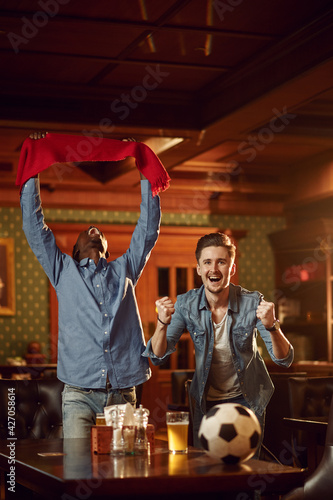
[{"xmin": 16, "ymin": 133, "xmax": 170, "ymax": 196}]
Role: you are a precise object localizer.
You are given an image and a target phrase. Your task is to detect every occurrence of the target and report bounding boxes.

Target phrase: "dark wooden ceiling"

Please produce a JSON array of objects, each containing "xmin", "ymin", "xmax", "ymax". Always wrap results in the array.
[{"xmin": 1, "ymin": 0, "xmax": 333, "ymax": 221}]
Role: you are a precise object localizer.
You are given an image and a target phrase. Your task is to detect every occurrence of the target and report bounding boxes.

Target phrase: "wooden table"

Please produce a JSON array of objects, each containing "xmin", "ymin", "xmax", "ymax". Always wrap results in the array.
[
  {"xmin": 0, "ymin": 438, "xmax": 305, "ymax": 500},
  {"xmin": 283, "ymin": 416, "xmax": 328, "ymax": 472}
]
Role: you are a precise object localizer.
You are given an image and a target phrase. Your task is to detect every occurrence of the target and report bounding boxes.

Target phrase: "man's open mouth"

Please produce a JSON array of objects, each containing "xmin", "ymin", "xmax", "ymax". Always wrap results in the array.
[
  {"xmin": 88, "ymin": 226, "xmax": 100, "ymax": 237},
  {"xmin": 209, "ymin": 276, "xmax": 221, "ymax": 282}
]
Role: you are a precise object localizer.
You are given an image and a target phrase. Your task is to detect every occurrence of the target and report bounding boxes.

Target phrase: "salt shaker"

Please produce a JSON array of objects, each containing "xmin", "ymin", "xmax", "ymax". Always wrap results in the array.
[{"xmin": 135, "ymin": 404, "xmax": 149, "ymax": 454}]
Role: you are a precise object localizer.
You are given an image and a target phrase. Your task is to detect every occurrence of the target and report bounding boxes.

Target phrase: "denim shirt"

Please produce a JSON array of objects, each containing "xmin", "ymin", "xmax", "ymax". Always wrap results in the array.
[
  {"xmin": 144, "ymin": 283, "xmax": 294, "ymax": 415},
  {"xmin": 21, "ymin": 177, "xmax": 161, "ymax": 389}
]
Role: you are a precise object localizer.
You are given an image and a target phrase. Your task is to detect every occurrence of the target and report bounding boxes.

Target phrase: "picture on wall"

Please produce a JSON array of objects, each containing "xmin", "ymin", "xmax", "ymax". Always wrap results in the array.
[{"xmin": 0, "ymin": 238, "xmax": 15, "ymax": 316}]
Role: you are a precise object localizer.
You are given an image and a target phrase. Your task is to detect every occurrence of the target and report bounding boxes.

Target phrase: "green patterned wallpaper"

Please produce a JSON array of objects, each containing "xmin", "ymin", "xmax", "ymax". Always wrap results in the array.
[
  {"xmin": 0, "ymin": 206, "xmax": 285, "ymax": 364},
  {"xmin": 0, "ymin": 207, "xmax": 49, "ymax": 364}
]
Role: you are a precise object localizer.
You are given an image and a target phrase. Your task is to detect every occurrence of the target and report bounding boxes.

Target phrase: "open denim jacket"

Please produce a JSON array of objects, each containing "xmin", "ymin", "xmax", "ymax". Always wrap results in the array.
[{"xmin": 144, "ymin": 283, "xmax": 294, "ymax": 415}]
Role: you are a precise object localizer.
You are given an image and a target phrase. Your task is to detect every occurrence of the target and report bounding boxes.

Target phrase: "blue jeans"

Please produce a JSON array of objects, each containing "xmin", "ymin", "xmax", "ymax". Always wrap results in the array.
[
  {"xmin": 62, "ymin": 384, "xmax": 136, "ymax": 438},
  {"xmin": 193, "ymin": 395, "xmax": 265, "ymax": 459}
]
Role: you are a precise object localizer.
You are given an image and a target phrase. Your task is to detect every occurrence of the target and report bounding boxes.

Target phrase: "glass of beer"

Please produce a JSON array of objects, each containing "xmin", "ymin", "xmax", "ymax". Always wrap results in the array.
[
  {"xmin": 166, "ymin": 411, "xmax": 189, "ymax": 454},
  {"xmin": 96, "ymin": 413, "xmax": 106, "ymax": 425}
]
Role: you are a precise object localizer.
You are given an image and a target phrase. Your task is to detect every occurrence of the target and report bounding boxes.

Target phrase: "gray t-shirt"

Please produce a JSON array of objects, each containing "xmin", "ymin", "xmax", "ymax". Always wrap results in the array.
[{"xmin": 207, "ymin": 313, "xmax": 241, "ymax": 401}]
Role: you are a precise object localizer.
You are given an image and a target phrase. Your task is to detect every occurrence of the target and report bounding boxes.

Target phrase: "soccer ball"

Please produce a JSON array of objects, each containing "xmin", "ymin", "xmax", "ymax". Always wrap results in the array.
[{"xmin": 198, "ymin": 403, "xmax": 261, "ymax": 464}]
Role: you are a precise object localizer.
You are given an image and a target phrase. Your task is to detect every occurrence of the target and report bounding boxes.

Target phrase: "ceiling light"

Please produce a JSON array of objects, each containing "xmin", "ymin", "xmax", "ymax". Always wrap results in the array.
[{"xmin": 144, "ymin": 137, "xmax": 184, "ymax": 155}]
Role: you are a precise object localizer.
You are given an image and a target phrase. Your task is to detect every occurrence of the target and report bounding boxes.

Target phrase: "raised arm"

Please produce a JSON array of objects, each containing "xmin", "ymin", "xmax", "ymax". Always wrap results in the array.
[
  {"xmin": 256, "ymin": 299, "xmax": 292, "ymax": 360},
  {"xmin": 123, "ymin": 178, "xmax": 161, "ymax": 284},
  {"xmin": 20, "ymin": 132, "xmax": 64, "ymax": 287},
  {"xmin": 151, "ymin": 296, "xmax": 175, "ymax": 357}
]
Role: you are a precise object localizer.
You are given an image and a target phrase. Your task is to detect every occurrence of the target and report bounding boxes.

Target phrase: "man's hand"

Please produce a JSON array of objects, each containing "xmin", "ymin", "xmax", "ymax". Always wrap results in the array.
[
  {"xmin": 29, "ymin": 131, "xmax": 48, "ymax": 140},
  {"xmin": 257, "ymin": 299, "xmax": 291, "ymax": 359},
  {"xmin": 156, "ymin": 296, "xmax": 175, "ymax": 326},
  {"xmin": 256, "ymin": 299, "xmax": 276, "ymax": 329},
  {"xmin": 151, "ymin": 296, "xmax": 174, "ymax": 357},
  {"xmin": 122, "ymin": 137, "xmax": 137, "ymax": 142}
]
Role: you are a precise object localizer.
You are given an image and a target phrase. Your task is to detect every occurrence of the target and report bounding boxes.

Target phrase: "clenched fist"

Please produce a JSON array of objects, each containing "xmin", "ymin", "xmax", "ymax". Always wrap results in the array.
[
  {"xmin": 256, "ymin": 299, "xmax": 276, "ymax": 330},
  {"xmin": 155, "ymin": 296, "xmax": 175, "ymax": 326}
]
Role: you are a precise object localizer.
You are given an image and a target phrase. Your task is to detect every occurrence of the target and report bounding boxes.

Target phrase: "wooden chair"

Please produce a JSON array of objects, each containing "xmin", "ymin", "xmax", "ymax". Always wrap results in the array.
[
  {"xmin": 185, "ymin": 379, "xmax": 194, "ymax": 446},
  {"xmin": 171, "ymin": 370, "xmax": 195, "ymax": 405},
  {"xmin": 283, "ymin": 390, "xmax": 333, "ymax": 499},
  {"xmin": 287, "ymin": 376, "xmax": 333, "ymax": 469},
  {"xmin": 263, "ymin": 372, "xmax": 307, "ymax": 464}
]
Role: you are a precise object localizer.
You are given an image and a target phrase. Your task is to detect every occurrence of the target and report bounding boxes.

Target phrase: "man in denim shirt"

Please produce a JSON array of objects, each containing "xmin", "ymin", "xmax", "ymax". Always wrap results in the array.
[
  {"xmin": 21, "ymin": 134, "xmax": 161, "ymax": 438},
  {"xmin": 144, "ymin": 233, "xmax": 293, "ymax": 448}
]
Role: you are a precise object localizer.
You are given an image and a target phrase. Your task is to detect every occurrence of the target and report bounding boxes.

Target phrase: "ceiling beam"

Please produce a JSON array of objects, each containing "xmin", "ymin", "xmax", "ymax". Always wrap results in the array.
[
  {"xmin": 201, "ymin": 6, "xmax": 333, "ymax": 124},
  {"xmin": 0, "ymin": 13, "xmax": 277, "ymax": 40}
]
